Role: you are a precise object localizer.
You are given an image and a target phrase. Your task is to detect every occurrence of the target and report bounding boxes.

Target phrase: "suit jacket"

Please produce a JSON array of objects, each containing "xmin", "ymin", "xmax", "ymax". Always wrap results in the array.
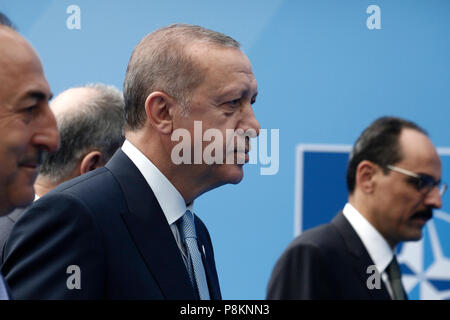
[
  {"xmin": 1, "ymin": 150, "xmax": 222, "ymax": 300},
  {"xmin": 0, "ymin": 208, "xmax": 25, "ymax": 264},
  {"xmin": 266, "ymin": 212, "xmax": 392, "ymax": 300}
]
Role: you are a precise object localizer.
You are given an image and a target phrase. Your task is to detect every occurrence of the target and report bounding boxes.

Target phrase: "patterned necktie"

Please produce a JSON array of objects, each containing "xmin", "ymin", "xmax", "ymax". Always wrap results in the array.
[
  {"xmin": 0, "ymin": 273, "xmax": 9, "ymax": 300},
  {"xmin": 179, "ymin": 210, "xmax": 210, "ymax": 300},
  {"xmin": 386, "ymin": 255, "xmax": 407, "ymax": 300}
]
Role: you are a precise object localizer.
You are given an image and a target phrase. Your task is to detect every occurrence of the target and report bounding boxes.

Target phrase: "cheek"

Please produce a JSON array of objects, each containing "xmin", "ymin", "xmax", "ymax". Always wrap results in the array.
[
  {"xmin": 390, "ymin": 191, "xmax": 422, "ymax": 224},
  {"xmin": 0, "ymin": 145, "xmax": 20, "ymax": 177},
  {"xmin": 5, "ymin": 169, "xmax": 36, "ymax": 207}
]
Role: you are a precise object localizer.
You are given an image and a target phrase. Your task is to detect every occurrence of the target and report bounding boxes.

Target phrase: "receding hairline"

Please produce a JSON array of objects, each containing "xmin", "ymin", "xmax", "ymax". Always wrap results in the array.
[
  {"xmin": 130, "ymin": 27, "xmax": 241, "ymax": 68},
  {"xmin": 0, "ymin": 27, "xmax": 43, "ymax": 71},
  {"xmin": 0, "ymin": 26, "xmax": 31, "ymax": 50},
  {"xmin": 51, "ymin": 87, "xmax": 99, "ymax": 117}
]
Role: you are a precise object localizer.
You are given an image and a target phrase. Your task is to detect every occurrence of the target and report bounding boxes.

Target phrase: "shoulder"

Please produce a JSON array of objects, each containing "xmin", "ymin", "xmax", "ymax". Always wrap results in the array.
[
  {"xmin": 2, "ymin": 189, "xmax": 108, "ymax": 299},
  {"xmin": 52, "ymin": 167, "xmax": 114, "ymax": 195},
  {"xmin": 271, "ymin": 219, "xmax": 349, "ymax": 277},
  {"xmin": 288, "ymin": 221, "xmax": 343, "ymax": 254},
  {"xmin": 41, "ymin": 167, "xmax": 126, "ymax": 214},
  {"xmin": 267, "ymin": 223, "xmax": 341, "ymax": 299}
]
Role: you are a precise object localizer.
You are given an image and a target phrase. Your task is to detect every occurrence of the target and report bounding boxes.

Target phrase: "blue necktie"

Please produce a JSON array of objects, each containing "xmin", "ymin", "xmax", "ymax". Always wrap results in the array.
[
  {"xmin": 0, "ymin": 273, "xmax": 9, "ymax": 300},
  {"xmin": 179, "ymin": 210, "xmax": 210, "ymax": 300}
]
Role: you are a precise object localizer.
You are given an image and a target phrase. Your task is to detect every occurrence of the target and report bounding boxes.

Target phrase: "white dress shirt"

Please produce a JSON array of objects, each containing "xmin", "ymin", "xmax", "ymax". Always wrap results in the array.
[
  {"xmin": 343, "ymin": 202, "xmax": 396, "ymax": 299},
  {"xmin": 121, "ymin": 139, "xmax": 193, "ymax": 267}
]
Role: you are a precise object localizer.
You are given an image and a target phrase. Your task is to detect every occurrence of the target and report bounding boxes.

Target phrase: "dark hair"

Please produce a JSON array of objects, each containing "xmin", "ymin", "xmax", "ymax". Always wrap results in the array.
[
  {"xmin": 123, "ymin": 23, "xmax": 240, "ymax": 131},
  {"xmin": 346, "ymin": 116, "xmax": 427, "ymax": 194},
  {"xmin": 39, "ymin": 84, "xmax": 125, "ymax": 183},
  {"xmin": 0, "ymin": 12, "xmax": 15, "ymax": 29}
]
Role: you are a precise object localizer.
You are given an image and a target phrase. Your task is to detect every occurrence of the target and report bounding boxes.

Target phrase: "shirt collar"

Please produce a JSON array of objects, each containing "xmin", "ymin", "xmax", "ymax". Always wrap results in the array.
[
  {"xmin": 121, "ymin": 139, "xmax": 192, "ymax": 226},
  {"xmin": 343, "ymin": 202, "xmax": 394, "ymax": 273}
]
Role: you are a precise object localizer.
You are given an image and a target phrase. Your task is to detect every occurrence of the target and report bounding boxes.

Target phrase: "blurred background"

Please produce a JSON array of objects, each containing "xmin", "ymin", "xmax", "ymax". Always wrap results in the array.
[{"xmin": 1, "ymin": 0, "xmax": 449, "ymax": 299}]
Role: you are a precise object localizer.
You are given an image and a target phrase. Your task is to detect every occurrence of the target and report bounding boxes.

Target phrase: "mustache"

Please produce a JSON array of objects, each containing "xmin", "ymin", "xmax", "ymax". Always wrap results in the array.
[
  {"xmin": 232, "ymin": 137, "xmax": 251, "ymax": 153},
  {"xmin": 411, "ymin": 208, "xmax": 433, "ymax": 221},
  {"xmin": 18, "ymin": 151, "xmax": 43, "ymax": 167}
]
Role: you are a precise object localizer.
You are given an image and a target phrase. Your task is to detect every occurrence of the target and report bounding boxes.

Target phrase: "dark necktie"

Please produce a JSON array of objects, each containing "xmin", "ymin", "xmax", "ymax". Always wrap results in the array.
[
  {"xmin": 386, "ymin": 255, "xmax": 407, "ymax": 300},
  {"xmin": 179, "ymin": 210, "xmax": 210, "ymax": 300}
]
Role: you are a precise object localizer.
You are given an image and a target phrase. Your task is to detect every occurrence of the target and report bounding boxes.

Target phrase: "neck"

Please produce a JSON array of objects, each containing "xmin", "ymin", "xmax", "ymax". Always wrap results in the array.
[
  {"xmin": 34, "ymin": 176, "xmax": 57, "ymax": 197},
  {"xmin": 348, "ymin": 194, "xmax": 397, "ymax": 249},
  {"xmin": 126, "ymin": 132, "xmax": 209, "ymax": 204}
]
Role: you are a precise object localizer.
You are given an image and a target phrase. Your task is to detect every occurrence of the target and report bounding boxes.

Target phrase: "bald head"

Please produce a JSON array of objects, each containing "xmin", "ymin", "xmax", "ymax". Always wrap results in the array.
[
  {"xmin": 50, "ymin": 87, "xmax": 99, "ymax": 119},
  {"xmin": 0, "ymin": 27, "xmax": 50, "ymax": 106},
  {"xmin": 0, "ymin": 27, "xmax": 41, "ymax": 69},
  {"xmin": 36, "ymin": 84, "xmax": 125, "ymax": 192}
]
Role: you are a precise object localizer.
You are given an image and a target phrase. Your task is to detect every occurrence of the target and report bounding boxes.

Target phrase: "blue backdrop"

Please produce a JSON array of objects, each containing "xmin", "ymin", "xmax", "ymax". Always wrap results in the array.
[{"xmin": 2, "ymin": 0, "xmax": 449, "ymax": 299}]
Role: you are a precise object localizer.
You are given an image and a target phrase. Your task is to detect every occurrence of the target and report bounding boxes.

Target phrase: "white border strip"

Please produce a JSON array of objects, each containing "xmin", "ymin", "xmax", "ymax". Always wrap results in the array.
[
  {"xmin": 294, "ymin": 144, "xmax": 351, "ymax": 237},
  {"xmin": 294, "ymin": 144, "xmax": 450, "ymax": 238},
  {"xmin": 437, "ymin": 147, "xmax": 450, "ymax": 156}
]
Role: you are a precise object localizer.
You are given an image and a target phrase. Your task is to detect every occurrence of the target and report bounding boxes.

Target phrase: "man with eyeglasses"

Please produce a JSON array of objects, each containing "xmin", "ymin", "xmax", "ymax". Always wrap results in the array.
[{"xmin": 267, "ymin": 116, "xmax": 445, "ymax": 300}]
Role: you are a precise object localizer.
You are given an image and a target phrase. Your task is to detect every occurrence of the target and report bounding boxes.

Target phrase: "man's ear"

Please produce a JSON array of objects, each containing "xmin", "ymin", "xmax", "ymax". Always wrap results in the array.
[
  {"xmin": 144, "ymin": 91, "xmax": 176, "ymax": 135},
  {"xmin": 355, "ymin": 160, "xmax": 378, "ymax": 194},
  {"xmin": 79, "ymin": 151, "xmax": 105, "ymax": 175}
]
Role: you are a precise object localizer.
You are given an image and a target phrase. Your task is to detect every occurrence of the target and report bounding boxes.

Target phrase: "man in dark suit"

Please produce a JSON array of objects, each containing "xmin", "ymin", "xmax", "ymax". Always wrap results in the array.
[
  {"xmin": 0, "ymin": 83, "xmax": 125, "ymax": 254},
  {"xmin": 1, "ymin": 24, "xmax": 260, "ymax": 299},
  {"xmin": 0, "ymin": 17, "xmax": 59, "ymax": 299},
  {"xmin": 267, "ymin": 117, "xmax": 445, "ymax": 300}
]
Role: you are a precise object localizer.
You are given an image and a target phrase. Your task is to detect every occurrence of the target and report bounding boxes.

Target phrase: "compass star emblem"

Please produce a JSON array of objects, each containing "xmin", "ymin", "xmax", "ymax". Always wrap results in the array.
[{"xmin": 397, "ymin": 210, "xmax": 450, "ymax": 300}]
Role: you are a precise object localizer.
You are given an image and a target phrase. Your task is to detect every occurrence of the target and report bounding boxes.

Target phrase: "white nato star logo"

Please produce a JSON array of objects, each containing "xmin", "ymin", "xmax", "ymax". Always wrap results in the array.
[{"xmin": 397, "ymin": 210, "xmax": 450, "ymax": 300}]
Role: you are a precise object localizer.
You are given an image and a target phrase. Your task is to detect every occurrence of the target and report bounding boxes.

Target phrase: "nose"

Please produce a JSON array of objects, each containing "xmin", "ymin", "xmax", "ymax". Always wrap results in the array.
[
  {"xmin": 239, "ymin": 103, "xmax": 260, "ymax": 138},
  {"xmin": 424, "ymin": 185, "xmax": 443, "ymax": 209},
  {"xmin": 32, "ymin": 103, "xmax": 60, "ymax": 153}
]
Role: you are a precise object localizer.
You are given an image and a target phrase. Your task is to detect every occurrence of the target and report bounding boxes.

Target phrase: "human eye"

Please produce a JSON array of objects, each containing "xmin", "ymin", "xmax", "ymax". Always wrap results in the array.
[
  {"xmin": 251, "ymin": 93, "xmax": 258, "ymax": 105},
  {"xmin": 23, "ymin": 105, "xmax": 39, "ymax": 116},
  {"xmin": 227, "ymin": 99, "xmax": 241, "ymax": 107},
  {"xmin": 408, "ymin": 175, "xmax": 435, "ymax": 191},
  {"xmin": 25, "ymin": 105, "xmax": 37, "ymax": 112},
  {"xmin": 21, "ymin": 105, "xmax": 38, "ymax": 123},
  {"xmin": 419, "ymin": 175, "xmax": 439, "ymax": 190}
]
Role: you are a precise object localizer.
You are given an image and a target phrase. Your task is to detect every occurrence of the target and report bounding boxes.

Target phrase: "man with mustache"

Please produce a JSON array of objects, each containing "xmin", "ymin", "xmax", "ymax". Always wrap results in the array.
[
  {"xmin": 267, "ymin": 117, "xmax": 445, "ymax": 300},
  {"xmin": 1, "ymin": 23, "xmax": 260, "ymax": 299},
  {"xmin": 0, "ymin": 17, "xmax": 59, "ymax": 299}
]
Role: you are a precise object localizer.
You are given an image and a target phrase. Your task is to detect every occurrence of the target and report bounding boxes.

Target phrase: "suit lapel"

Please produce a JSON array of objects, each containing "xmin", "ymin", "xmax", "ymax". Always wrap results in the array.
[
  {"xmin": 196, "ymin": 220, "xmax": 222, "ymax": 300},
  {"xmin": 331, "ymin": 212, "xmax": 392, "ymax": 300},
  {"xmin": 106, "ymin": 150, "xmax": 196, "ymax": 299}
]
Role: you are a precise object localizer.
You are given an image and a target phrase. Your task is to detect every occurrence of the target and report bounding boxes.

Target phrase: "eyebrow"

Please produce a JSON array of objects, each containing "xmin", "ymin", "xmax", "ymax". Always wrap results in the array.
[
  {"xmin": 218, "ymin": 87, "xmax": 258, "ymax": 103},
  {"xmin": 22, "ymin": 90, "xmax": 53, "ymax": 102}
]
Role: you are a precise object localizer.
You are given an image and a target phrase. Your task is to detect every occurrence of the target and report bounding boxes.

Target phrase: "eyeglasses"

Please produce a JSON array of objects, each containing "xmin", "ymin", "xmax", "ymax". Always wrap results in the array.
[{"xmin": 386, "ymin": 165, "xmax": 447, "ymax": 197}]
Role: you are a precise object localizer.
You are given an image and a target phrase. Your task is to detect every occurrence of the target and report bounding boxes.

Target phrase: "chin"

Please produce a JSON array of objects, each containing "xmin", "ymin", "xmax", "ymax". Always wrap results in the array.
[
  {"xmin": 223, "ymin": 165, "xmax": 245, "ymax": 185},
  {"xmin": 402, "ymin": 229, "xmax": 424, "ymax": 242},
  {"xmin": 213, "ymin": 164, "xmax": 245, "ymax": 186},
  {"xmin": 7, "ymin": 177, "xmax": 36, "ymax": 209}
]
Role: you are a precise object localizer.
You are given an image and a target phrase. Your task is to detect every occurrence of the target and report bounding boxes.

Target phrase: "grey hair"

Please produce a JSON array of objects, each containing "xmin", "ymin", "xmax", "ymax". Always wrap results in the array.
[
  {"xmin": 38, "ymin": 83, "xmax": 125, "ymax": 183},
  {"xmin": 123, "ymin": 23, "xmax": 240, "ymax": 131}
]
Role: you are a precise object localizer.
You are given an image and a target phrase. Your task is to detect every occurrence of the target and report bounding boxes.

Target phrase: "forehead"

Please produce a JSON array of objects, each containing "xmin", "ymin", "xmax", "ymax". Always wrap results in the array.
[
  {"xmin": 189, "ymin": 44, "xmax": 257, "ymax": 95},
  {"xmin": 0, "ymin": 29, "xmax": 50, "ymax": 107},
  {"xmin": 397, "ymin": 128, "xmax": 442, "ymax": 176}
]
